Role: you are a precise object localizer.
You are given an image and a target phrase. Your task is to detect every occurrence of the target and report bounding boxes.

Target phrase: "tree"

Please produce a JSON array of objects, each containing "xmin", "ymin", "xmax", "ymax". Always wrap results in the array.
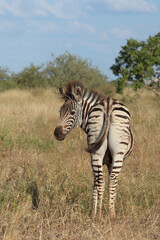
[
  {"xmin": 0, "ymin": 67, "xmax": 11, "ymax": 81},
  {"xmin": 44, "ymin": 51, "xmax": 108, "ymax": 89},
  {"xmin": 111, "ymin": 33, "xmax": 160, "ymax": 94},
  {"xmin": 147, "ymin": 33, "xmax": 160, "ymax": 79},
  {"xmin": 15, "ymin": 64, "xmax": 47, "ymax": 88},
  {"xmin": 0, "ymin": 67, "xmax": 17, "ymax": 91}
]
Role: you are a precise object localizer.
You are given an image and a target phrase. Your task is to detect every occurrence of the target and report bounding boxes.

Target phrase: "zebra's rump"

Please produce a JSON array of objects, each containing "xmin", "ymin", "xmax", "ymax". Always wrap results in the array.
[
  {"xmin": 124, "ymin": 127, "xmax": 134, "ymax": 159},
  {"xmin": 109, "ymin": 99, "xmax": 134, "ymax": 159}
]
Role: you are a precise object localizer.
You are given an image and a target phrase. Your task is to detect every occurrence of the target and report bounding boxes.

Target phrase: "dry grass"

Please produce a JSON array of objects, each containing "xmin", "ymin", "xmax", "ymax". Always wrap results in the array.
[{"xmin": 0, "ymin": 87, "xmax": 160, "ymax": 240}]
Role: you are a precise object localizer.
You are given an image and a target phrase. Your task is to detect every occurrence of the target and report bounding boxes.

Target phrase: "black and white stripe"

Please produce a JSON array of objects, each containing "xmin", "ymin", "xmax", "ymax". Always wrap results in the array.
[{"xmin": 54, "ymin": 81, "xmax": 134, "ymax": 219}]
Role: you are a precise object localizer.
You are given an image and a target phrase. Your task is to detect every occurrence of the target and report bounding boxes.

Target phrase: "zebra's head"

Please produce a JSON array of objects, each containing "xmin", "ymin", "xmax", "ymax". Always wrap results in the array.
[{"xmin": 54, "ymin": 82, "xmax": 83, "ymax": 141}]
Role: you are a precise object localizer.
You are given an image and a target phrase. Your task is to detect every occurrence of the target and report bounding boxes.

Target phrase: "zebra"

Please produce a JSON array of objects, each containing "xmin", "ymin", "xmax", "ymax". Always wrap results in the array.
[{"xmin": 54, "ymin": 81, "xmax": 134, "ymax": 220}]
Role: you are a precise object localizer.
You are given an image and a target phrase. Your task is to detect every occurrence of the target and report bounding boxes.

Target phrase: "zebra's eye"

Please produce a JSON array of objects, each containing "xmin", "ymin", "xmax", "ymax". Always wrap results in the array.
[{"xmin": 71, "ymin": 111, "xmax": 75, "ymax": 115}]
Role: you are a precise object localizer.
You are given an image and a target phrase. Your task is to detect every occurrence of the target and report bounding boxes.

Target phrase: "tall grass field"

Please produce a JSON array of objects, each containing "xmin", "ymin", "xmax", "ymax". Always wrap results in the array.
[{"xmin": 0, "ymin": 87, "xmax": 160, "ymax": 240}]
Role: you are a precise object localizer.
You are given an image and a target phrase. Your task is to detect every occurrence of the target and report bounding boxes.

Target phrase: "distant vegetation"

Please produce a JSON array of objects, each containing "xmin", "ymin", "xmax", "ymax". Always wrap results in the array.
[
  {"xmin": 0, "ymin": 52, "xmax": 111, "ymax": 93},
  {"xmin": 0, "ymin": 33, "xmax": 160, "ymax": 95}
]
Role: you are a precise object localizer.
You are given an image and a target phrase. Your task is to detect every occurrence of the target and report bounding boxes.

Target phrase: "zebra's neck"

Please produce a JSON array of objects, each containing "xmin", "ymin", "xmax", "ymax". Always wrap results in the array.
[{"xmin": 80, "ymin": 89, "xmax": 106, "ymax": 133}]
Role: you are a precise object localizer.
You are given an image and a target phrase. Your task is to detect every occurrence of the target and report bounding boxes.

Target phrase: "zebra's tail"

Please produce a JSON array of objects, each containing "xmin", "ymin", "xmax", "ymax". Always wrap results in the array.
[{"xmin": 86, "ymin": 97, "xmax": 112, "ymax": 154}]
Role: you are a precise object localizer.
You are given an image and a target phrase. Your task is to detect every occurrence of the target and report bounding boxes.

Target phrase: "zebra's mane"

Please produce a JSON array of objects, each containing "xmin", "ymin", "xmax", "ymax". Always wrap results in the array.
[{"xmin": 64, "ymin": 81, "xmax": 105, "ymax": 101}]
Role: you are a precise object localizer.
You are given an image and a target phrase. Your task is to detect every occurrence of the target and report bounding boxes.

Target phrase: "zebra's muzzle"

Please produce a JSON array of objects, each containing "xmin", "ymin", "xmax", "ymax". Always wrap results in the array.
[{"xmin": 54, "ymin": 126, "xmax": 66, "ymax": 141}]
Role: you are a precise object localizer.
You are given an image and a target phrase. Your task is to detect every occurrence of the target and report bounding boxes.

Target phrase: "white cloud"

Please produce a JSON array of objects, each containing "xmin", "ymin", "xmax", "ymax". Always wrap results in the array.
[
  {"xmin": 68, "ymin": 21, "xmax": 95, "ymax": 34},
  {"xmin": 25, "ymin": 20, "xmax": 57, "ymax": 33},
  {"xmin": 0, "ymin": 0, "xmax": 84, "ymax": 19},
  {"xmin": 111, "ymin": 27, "xmax": 132, "ymax": 39},
  {"xmin": 95, "ymin": 0, "xmax": 156, "ymax": 13},
  {"xmin": 34, "ymin": 8, "xmax": 47, "ymax": 17},
  {"xmin": 86, "ymin": 5, "xmax": 94, "ymax": 11},
  {"xmin": 41, "ymin": 22, "xmax": 57, "ymax": 33},
  {"xmin": 0, "ymin": 0, "xmax": 33, "ymax": 17},
  {"xmin": 0, "ymin": 0, "xmax": 157, "ymax": 19},
  {"xmin": 37, "ymin": 0, "xmax": 84, "ymax": 19},
  {"xmin": 0, "ymin": 20, "xmax": 16, "ymax": 31}
]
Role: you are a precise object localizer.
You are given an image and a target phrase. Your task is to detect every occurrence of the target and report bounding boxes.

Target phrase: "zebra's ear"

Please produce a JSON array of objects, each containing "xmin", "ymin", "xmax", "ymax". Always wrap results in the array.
[
  {"xmin": 74, "ymin": 86, "xmax": 82, "ymax": 102},
  {"xmin": 58, "ymin": 86, "xmax": 68, "ymax": 101},
  {"xmin": 58, "ymin": 86, "xmax": 65, "ymax": 96}
]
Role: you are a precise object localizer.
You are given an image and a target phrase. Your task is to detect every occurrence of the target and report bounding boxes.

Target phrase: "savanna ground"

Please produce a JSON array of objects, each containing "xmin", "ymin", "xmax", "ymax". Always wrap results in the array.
[{"xmin": 0, "ymin": 86, "xmax": 160, "ymax": 240}]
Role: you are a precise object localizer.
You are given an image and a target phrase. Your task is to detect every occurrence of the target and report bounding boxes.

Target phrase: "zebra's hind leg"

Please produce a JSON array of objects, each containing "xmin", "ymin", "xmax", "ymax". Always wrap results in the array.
[
  {"xmin": 91, "ymin": 153, "xmax": 105, "ymax": 219},
  {"xmin": 108, "ymin": 153, "xmax": 124, "ymax": 220},
  {"xmin": 91, "ymin": 139, "xmax": 107, "ymax": 219}
]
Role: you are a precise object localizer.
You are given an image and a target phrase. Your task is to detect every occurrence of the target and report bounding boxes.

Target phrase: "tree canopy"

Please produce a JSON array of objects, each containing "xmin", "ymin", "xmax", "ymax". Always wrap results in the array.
[
  {"xmin": 15, "ymin": 64, "xmax": 46, "ymax": 88},
  {"xmin": 110, "ymin": 33, "xmax": 160, "ymax": 94},
  {"xmin": 45, "ymin": 51, "xmax": 108, "ymax": 89}
]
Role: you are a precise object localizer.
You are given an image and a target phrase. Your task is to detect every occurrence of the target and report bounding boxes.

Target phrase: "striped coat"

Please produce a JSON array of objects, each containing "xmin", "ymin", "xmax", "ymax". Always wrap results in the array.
[{"xmin": 54, "ymin": 81, "xmax": 134, "ymax": 219}]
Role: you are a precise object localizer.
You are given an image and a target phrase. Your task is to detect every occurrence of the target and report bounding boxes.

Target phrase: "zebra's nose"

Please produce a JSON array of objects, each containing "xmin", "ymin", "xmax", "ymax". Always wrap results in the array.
[
  {"xmin": 54, "ymin": 126, "xmax": 62, "ymax": 138},
  {"xmin": 54, "ymin": 126, "xmax": 65, "ymax": 141}
]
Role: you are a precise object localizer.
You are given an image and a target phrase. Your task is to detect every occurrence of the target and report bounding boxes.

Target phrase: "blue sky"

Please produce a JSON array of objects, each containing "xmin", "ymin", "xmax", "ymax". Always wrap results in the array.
[{"xmin": 0, "ymin": 0, "xmax": 160, "ymax": 79}]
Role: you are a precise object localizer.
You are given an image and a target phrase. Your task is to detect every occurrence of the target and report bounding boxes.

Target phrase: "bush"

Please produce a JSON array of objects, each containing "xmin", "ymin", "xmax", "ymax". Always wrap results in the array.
[
  {"xmin": 0, "ymin": 80, "xmax": 16, "ymax": 92},
  {"xmin": 15, "ymin": 64, "xmax": 47, "ymax": 89}
]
